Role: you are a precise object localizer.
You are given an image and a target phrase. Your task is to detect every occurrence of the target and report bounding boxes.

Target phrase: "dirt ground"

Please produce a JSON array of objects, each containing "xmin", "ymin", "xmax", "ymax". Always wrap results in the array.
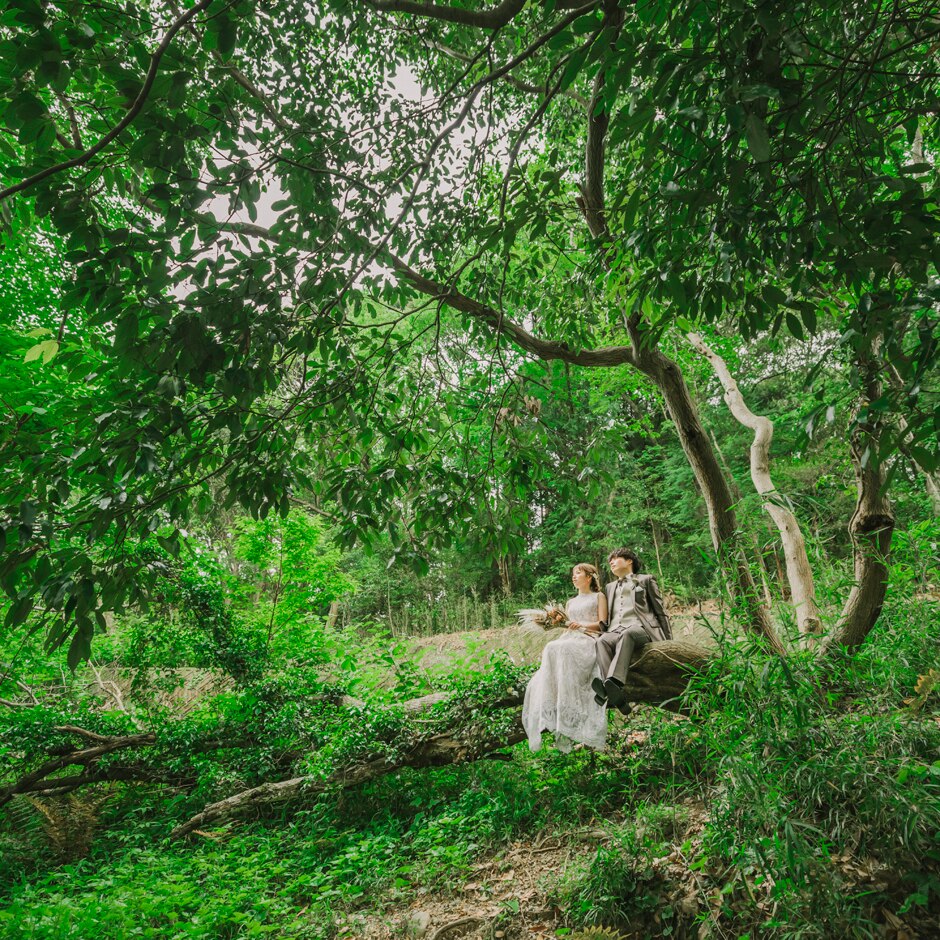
[
  {"xmin": 333, "ymin": 837, "xmax": 595, "ymax": 940},
  {"xmin": 332, "ymin": 792, "xmax": 713, "ymax": 940}
]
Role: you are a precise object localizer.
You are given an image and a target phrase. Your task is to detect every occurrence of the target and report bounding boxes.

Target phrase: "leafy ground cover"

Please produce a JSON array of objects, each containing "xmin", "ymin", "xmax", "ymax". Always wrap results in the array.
[{"xmin": 1, "ymin": 587, "xmax": 937, "ymax": 939}]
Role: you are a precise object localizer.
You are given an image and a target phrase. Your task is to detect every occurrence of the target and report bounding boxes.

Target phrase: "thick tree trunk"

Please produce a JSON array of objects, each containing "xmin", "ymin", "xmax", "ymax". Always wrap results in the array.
[
  {"xmin": 819, "ymin": 352, "xmax": 895, "ymax": 656},
  {"xmin": 649, "ymin": 511, "xmax": 665, "ymax": 581},
  {"xmin": 687, "ymin": 334, "xmax": 823, "ymax": 645},
  {"xmin": 626, "ymin": 331, "xmax": 784, "ymax": 654},
  {"xmin": 621, "ymin": 639, "xmax": 713, "ymax": 702},
  {"xmin": 571, "ymin": 8, "xmax": 779, "ymax": 652},
  {"xmin": 327, "ymin": 600, "xmax": 340, "ymax": 629},
  {"xmin": 819, "ymin": 451, "xmax": 893, "ymax": 655}
]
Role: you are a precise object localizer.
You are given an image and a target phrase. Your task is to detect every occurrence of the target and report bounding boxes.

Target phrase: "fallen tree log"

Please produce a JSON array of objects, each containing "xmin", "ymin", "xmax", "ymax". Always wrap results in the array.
[
  {"xmin": 621, "ymin": 640, "xmax": 713, "ymax": 704},
  {"xmin": 170, "ymin": 722, "xmax": 531, "ymax": 839},
  {"xmin": 170, "ymin": 640, "xmax": 712, "ymax": 839},
  {"xmin": 21, "ymin": 764, "xmax": 190, "ymax": 798},
  {"xmin": 0, "ymin": 728, "xmax": 262, "ymax": 804},
  {"xmin": 3, "ymin": 640, "xmax": 713, "ymax": 834},
  {"xmin": 0, "ymin": 731, "xmax": 157, "ymax": 808}
]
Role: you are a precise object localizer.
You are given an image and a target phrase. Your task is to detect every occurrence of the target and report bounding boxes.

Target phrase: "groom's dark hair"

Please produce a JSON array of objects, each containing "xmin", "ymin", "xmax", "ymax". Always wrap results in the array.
[{"xmin": 608, "ymin": 547, "xmax": 642, "ymax": 573}]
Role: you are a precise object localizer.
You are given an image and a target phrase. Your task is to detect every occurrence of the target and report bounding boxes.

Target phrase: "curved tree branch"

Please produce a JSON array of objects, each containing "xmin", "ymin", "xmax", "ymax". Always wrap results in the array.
[
  {"xmin": 578, "ymin": 1, "xmax": 623, "ymax": 238},
  {"xmin": 0, "ymin": 0, "xmax": 217, "ymax": 202},
  {"xmin": 384, "ymin": 252, "xmax": 638, "ymax": 367},
  {"xmin": 427, "ymin": 39, "xmax": 589, "ymax": 105},
  {"xmin": 363, "ymin": 0, "xmax": 529, "ymax": 29},
  {"xmin": 0, "ymin": 732, "xmax": 156, "ymax": 807}
]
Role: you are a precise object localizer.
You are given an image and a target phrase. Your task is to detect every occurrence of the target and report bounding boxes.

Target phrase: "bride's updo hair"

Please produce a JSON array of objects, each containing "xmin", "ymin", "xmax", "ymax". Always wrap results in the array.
[{"xmin": 573, "ymin": 563, "xmax": 601, "ymax": 593}]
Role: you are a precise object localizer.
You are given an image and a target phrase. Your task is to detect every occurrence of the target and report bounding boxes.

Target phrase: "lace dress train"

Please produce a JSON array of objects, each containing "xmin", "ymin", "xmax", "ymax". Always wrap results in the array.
[{"xmin": 522, "ymin": 593, "xmax": 607, "ymax": 753}]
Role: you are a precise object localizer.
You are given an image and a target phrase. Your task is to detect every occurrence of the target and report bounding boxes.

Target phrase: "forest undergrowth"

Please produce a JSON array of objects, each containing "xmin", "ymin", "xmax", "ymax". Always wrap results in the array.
[{"xmin": 1, "ymin": 586, "xmax": 938, "ymax": 939}]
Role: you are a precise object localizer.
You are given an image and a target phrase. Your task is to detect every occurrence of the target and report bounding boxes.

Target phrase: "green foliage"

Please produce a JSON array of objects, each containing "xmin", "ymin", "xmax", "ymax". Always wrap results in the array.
[
  {"xmin": 552, "ymin": 823, "xmax": 667, "ymax": 928},
  {"xmin": 2, "ymin": 586, "xmax": 937, "ymax": 937},
  {"xmin": 1, "ymin": 0, "xmax": 938, "ymax": 661},
  {"xmin": 0, "ymin": 3, "xmax": 939, "ymax": 935},
  {"xmin": 229, "ymin": 510, "xmax": 353, "ymax": 655},
  {"xmin": 99, "ymin": 542, "xmax": 265, "ymax": 680}
]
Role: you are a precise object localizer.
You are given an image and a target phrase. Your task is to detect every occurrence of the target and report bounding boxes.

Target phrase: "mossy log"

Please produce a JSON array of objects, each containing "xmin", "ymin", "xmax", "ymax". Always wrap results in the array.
[
  {"xmin": 170, "ymin": 640, "xmax": 711, "ymax": 839},
  {"xmin": 620, "ymin": 639, "xmax": 713, "ymax": 704},
  {"xmin": 3, "ymin": 640, "xmax": 712, "ymax": 839},
  {"xmin": 169, "ymin": 724, "xmax": 531, "ymax": 839}
]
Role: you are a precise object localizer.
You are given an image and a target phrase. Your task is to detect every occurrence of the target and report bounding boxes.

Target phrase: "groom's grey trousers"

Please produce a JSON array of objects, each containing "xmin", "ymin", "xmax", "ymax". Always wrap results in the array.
[{"xmin": 596, "ymin": 618, "xmax": 650, "ymax": 684}]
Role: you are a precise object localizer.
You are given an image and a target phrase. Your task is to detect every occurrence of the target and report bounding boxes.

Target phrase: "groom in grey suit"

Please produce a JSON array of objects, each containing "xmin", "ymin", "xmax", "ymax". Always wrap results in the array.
[{"xmin": 592, "ymin": 547, "xmax": 672, "ymax": 714}]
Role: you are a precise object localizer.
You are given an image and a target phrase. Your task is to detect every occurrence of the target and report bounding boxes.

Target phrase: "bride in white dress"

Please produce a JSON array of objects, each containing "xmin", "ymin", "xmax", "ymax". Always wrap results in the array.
[{"xmin": 522, "ymin": 563, "xmax": 610, "ymax": 753}]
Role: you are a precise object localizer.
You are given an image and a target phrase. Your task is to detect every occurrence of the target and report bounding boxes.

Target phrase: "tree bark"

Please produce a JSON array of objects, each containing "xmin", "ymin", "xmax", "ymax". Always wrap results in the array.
[
  {"xmin": 169, "ymin": 725, "xmax": 530, "ymax": 839},
  {"xmin": 621, "ymin": 639, "xmax": 713, "ymax": 703},
  {"xmin": 626, "ymin": 330, "xmax": 785, "ymax": 653},
  {"xmin": 649, "ymin": 509, "xmax": 665, "ymax": 582},
  {"xmin": 687, "ymin": 333, "xmax": 823, "ymax": 645},
  {"xmin": 363, "ymin": 0, "xmax": 528, "ymax": 29},
  {"xmin": 0, "ymin": 732, "xmax": 157, "ymax": 808},
  {"xmin": 819, "ymin": 350, "xmax": 895, "ymax": 656},
  {"xmin": 498, "ymin": 556, "xmax": 512, "ymax": 595}
]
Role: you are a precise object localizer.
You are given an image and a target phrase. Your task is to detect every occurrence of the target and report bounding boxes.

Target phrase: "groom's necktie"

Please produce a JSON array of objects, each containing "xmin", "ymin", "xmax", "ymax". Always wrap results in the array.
[{"xmin": 613, "ymin": 577, "xmax": 625, "ymax": 606}]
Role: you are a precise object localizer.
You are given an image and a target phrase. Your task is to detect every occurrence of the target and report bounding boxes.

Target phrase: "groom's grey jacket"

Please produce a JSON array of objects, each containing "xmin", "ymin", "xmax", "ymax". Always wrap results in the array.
[{"xmin": 602, "ymin": 574, "xmax": 672, "ymax": 642}]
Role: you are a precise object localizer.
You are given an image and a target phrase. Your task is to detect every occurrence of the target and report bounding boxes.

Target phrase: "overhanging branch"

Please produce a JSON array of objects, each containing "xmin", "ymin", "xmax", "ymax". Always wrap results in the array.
[
  {"xmin": 578, "ymin": 2, "xmax": 623, "ymax": 238},
  {"xmin": 384, "ymin": 252, "xmax": 637, "ymax": 367},
  {"xmin": 363, "ymin": 0, "xmax": 529, "ymax": 29},
  {"xmin": 165, "ymin": 206, "xmax": 638, "ymax": 370},
  {"xmin": 428, "ymin": 39, "xmax": 589, "ymax": 106}
]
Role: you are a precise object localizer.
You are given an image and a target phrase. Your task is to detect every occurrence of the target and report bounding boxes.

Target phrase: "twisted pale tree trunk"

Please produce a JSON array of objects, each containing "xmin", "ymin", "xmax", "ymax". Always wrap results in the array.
[{"xmin": 687, "ymin": 334, "xmax": 823, "ymax": 645}]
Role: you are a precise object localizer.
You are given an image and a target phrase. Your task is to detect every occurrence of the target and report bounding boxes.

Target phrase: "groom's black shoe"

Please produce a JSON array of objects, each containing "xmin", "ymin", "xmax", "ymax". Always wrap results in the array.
[
  {"xmin": 604, "ymin": 678, "xmax": 628, "ymax": 709},
  {"xmin": 591, "ymin": 678, "xmax": 608, "ymax": 703}
]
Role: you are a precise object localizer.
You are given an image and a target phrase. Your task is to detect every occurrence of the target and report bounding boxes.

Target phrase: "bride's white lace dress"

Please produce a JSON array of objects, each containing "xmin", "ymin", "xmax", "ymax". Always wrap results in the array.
[{"xmin": 522, "ymin": 592, "xmax": 607, "ymax": 753}]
